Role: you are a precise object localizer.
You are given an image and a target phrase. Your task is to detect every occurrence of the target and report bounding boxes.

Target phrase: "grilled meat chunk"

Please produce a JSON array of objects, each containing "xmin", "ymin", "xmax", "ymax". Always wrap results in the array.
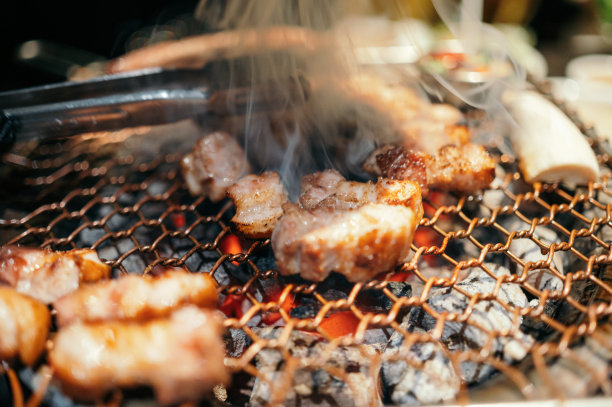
[
  {"xmin": 300, "ymin": 170, "xmax": 423, "ymax": 215},
  {"xmin": 0, "ymin": 246, "xmax": 110, "ymax": 303},
  {"xmin": 272, "ymin": 203, "xmax": 420, "ymax": 282},
  {"xmin": 181, "ymin": 131, "xmax": 251, "ymax": 201},
  {"xmin": 54, "ymin": 268, "xmax": 218, "ymax": 327},
  {"xmin": 227, "ymin": 171, "xmax": 288, "ymax": 239},
  {"xmin": 49, "ymin": 306, "xmax": 229, "ymax": 405},
  {"xmin": 299, "ymin": 169, "xmax": 345, "ymax": 209},
  {"xmin": 0, "ymin": 286, "xmax": 50, "ymax": 365},
  {"xmin": 364, "ymin": 144, "xmax": 495, "ymax": 194}
]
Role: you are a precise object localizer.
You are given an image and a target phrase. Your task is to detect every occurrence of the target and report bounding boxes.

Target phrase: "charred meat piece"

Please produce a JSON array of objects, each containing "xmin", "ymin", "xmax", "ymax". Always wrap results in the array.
[
  {"xmin": 0, "ymin": 246, "xmax": 110, "ymax": 304},
  {"xmin": 54, "ymin": 268, "xmax": 218, "ymax": 327},
  {"xmin": 227, "ymin": 171, "xmax": 288, "ymax": 239},
  {"xmin": 364, "ymin": 143, "xmax": 495, "ymax": 194},
  {"xmin": 0, "ymin": 286, "xmax": 50, "ymax": 366},
  {"xmin": 181, "ymin": 131, "xmax": 251, "ymax": 201},
  {"xmin": 272, "ymin": 202, "xmax": 420, "ymax": 282},
  {"xmin": 49, "ymin": 306, "xmax": 229, "ymax": 405}
]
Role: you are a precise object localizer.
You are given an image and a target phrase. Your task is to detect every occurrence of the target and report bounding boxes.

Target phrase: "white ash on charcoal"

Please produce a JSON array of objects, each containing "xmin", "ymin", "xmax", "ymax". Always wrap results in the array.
[
  {"xmin": 224, "ymin": 328, "xmax": 253, "ymax": 358},
  {"xmin": 250, "ymin": 327, "xmax": 382, "ymax": 407},
  {"xmin": 543, "ymin": 339, "xmax": 611, "ymax": 398},
  {"xmin": 523, "ymin": 298, "xmax": 562, "ymax": 338},
  {"xmin": 503, "ymin": 218, "xmax": 567, "ymax": 293},
  {"xmin": 576, "ymin": 189, "xmax": 612, "ymax": 253},
  {"xmin": 407, "ymin": 265, "xmax": 464, "ymax": 299},
  {"xmin": 408, "ymin": 263, "xmax": 534, "ymax": 383},
  {"xmin": 479, "ymin": 322, "xmax": 612, "ymax": 400},
  {"xmin": 381, "ymin": 327, "xmax": 461, "ymax": 406}
]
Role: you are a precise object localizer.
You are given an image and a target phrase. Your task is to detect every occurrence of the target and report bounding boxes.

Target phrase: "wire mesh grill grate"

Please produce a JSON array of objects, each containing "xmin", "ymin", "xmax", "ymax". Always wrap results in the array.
[{"xmin": 0, "ymin": 87, "xmax": 611, "ymax": 406}]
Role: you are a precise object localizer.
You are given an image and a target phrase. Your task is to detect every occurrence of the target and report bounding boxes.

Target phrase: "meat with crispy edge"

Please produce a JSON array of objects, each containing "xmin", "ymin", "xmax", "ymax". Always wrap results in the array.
[
  {"xmin": 0, "ymin": 286, "xmax": 50, "ymax": 366},
  {"xmin": 181, "ymin": 131, "xmax": 251, "ymax": 201},
  {"xmin": 300, "ymin": 170, "xmax": 423, "ymax": 215},
  {"xmin": 272, "ymin": 175, "xmax": 423, "ymax": 282},
  {"xmin": 53, "ymin": 268, "xmax": 218, "ymax": 327},
  {"xmin": 49, "ymin": 306, "xmax": 229, "ymax": 405},
  {"xmin": 227, "ymin": 171, "xmax": 288, "ymax": 239},
  {"xmin": 363, "ymin": 143, "xmax": 495, "ymax": 194},
  {"xmin": 272, "ymin": 202, "xmax": 421, "ymax": 282},
  {"xmin": 299, "ymin": 169, "xmax": 345, "ymax": 209},
  {"xmin": 0, "ymin": 246, "xmax": 110, "ymax": 304}
]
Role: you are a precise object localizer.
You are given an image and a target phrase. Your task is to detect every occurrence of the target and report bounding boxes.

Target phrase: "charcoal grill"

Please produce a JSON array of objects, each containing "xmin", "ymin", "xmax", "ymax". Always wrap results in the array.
[{"xmin": 0, "ymin": 79, "xmax": 611, "ymax": 407}]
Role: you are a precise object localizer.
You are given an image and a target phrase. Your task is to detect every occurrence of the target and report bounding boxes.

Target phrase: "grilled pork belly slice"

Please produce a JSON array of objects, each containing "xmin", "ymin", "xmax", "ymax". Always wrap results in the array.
[
  {"xmin": 53, "ymin": 268, "xmax": 218, "ymax": 327},
  {"xmin": 227, "ymin": 171, "xmax": 288, "ymax": 239},
  {"xmin": 0, "ymin": 286, "xmax": 50, "ymax": 366},
  {"xmin": 300, "ymin": 170, "xmax": 423, "ymax": 215},
  {"xmin": 272, "ymin": 203, "xmax": 420, "ymax": 282},
  {"xmin": 0, "ymin": 246, "xmax": 110, "ymax": 304},
  {"xmin": 49, "ymin": 306, "xmax": 229, "ymax": 405},
  {"xmin": 274, "ymin": 175, "xmax": 422, "ymax": 282},
  {"xmin": 181, "ymin": 131, "xmax": 251, "ymax": 201},
  {"xmin": 299, "ymin": 169, "xmax": 346, "ymax": 209},
  {"xmin": 364, "ymin": 143, "xmax": 495, "ymax": 194}
]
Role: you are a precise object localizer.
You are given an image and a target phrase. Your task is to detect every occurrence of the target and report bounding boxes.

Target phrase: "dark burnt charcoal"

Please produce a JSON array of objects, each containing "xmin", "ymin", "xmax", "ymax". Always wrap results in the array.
[
  {"xmin": 250, "ymin": 327, "xmax": 382, "ymax": 407},
  {"xmin": 408, "ymin": 263, "xmax": 534, "ymax": 383},
  {"xmin": 317, "ymin": 273, "xmax": 353, "ymax": 294},
  {"xmin": 290, "ymin": 296, "xmax": 318, "ymax": 319},
  {"xmin": 224, "ymin": 328, "xmax": 252, "ymax": 358},
  {"xmin": 381, "ymin": 326, "xmax": 460, "ymax": 406},
  {"xmin": 522, "ymin": 298, "xmax": 561, "ymax": 338},
  {"xmin": 321, "ymin": 288, "xmax": 348, "ymax": 302},
  {"xmin": 357, "ymin": 282, "xmax": 412, "ymax": 312},
  {"xmin": 253, "ymin": 246, "xmax": 277, "ymax": 271}
]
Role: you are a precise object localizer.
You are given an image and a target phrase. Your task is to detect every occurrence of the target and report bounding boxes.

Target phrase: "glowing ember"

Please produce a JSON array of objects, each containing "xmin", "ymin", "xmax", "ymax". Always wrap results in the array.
[
  {"xmin": 388, "ymin": 272, "xmax": 413, "ymax": 282},
  {"xmin": 220, "ymin": 233, "xmax": 243, "ymax": 266},
  {"xmin": 262, "ymin": 289, "xmax": 295, "ymax": 325},
  {"xmin": 413, "ymin": 227, "xmax": 441, "ymax": 266},
  {"xmin": 318, "ymin": 311, "xmax": 360, "ymax": 338},
  {"xmin": 170, "ymin": 213, "xmax": 186, "ymax": 229},
  {"xmin": 219, "ymin": 294, "xmax": 245, "ymax": 319}
]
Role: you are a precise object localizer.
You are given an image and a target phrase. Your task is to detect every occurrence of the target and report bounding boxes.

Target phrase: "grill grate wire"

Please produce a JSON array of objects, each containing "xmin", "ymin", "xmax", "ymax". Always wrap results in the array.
[{"xmin": 0, "ymin": 82, "xmax": 611, "ymax": 407}]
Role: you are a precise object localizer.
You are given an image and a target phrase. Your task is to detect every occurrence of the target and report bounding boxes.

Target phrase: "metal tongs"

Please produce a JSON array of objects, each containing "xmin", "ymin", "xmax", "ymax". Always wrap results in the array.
[{"xmin": 0, "ymin": 63, "xmax": 308, "ymax": 147}]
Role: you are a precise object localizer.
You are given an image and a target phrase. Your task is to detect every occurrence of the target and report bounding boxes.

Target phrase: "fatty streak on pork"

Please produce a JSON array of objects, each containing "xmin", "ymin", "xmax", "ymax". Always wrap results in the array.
[
  {"xmin": 227, "ymin": 171, "xmax": 288, "ymax": 239},
  {"xmin": 49, "ymin": 306, "xmax": 229, "ymax": 406},
  {"xmin": 0, "ymin": 245, "xmax": 110, "ymax": 304},
  {"xmin": 53, "ymin": 268, "xmax": 218, "ymax": 327},
  {"xmin": 0, "ymin": 286, "xmax": 50, "ymax": 366},
  {"xmin": 272, "ymin": 171, "xmax": 422, "ymax": 282},
  {"xmin": 181, "ymin": 131, "xmax": 251, "ymax": 201},
  {"xmin": 364, "ymin": 143, "xmax": 495, "ymax": 194}
]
